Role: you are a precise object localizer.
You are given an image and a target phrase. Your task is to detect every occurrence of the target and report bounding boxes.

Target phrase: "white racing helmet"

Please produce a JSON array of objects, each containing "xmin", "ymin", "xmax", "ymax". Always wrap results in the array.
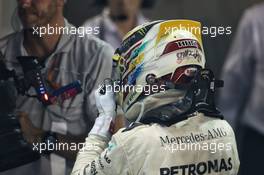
[{"xmin": 113, "ymin": 20, "xmax": 206, "ymax": 122}]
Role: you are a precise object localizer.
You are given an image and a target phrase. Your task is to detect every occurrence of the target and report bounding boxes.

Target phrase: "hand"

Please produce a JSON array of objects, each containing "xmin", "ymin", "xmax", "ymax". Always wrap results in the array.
[
  {"xmin": 90, "ymin": 79, "xmax": 117, "ymax": 139},
  {"xmin": 95, "ymin": 79, "xmax": 116, "ymax": 118},
  {"xmin": 18, "ymin": 112, "xmax": 44, "ymax": 144}
]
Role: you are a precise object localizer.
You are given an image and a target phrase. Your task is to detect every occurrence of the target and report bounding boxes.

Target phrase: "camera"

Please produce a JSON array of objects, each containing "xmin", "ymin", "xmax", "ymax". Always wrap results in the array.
[{"xmin": 0, "ymin": 56, "xmax": 82, "ymax": 172}]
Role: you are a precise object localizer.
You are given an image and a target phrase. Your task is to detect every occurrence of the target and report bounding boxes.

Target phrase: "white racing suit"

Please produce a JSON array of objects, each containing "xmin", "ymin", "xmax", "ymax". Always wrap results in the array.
[{"xmin": 71, "ymin": 113, "xmax": 240, "ymax": 175}]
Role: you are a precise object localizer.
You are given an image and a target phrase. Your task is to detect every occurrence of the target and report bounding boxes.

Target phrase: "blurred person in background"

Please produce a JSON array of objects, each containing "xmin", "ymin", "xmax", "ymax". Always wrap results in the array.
[
  {"xmin": 0, "ymin": 0, "xmax": 113, "ymax": 175},
  {"xmin": 218, "ymin": 2, "xmax": 264, "ymax": 175},
  {"xmin": 83, "ymin": 0, "xmax": 156, "ymax": 49},
  {"xmin": 83, "ymin": 0, "xmax": 155, "ymax": 128}
]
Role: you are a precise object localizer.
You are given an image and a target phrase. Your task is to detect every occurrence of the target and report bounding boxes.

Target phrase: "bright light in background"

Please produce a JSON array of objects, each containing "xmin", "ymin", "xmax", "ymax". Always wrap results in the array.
[{"xmin": 44, "ymin": 94, "xmax": 49, "ymax": 101}]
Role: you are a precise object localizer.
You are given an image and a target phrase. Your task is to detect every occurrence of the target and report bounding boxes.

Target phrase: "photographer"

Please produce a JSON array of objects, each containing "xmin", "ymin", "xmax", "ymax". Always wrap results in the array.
[{"xmin": 0, "ymin": 0, "xmax": 113, "ymax": 175}]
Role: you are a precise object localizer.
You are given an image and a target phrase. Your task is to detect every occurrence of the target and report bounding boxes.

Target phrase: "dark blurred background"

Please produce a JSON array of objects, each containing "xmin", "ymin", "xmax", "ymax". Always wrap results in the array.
[
  {"xmin": 0, "ymin": 1, "xmax": 263, "ymax": 174},
  {"xmin": 63, "ymin": 0, "xmax": 263, "ymax": 78},
  {"xmin": 0, "ymin": 0, "xmax": 262, "ymax": 77}
]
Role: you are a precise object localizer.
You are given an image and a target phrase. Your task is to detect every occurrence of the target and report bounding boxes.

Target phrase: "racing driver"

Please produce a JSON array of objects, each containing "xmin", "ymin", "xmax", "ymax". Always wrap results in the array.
[{"xmin": 71, "ymin": 20, "xmax": 240, "ymax": 175}]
